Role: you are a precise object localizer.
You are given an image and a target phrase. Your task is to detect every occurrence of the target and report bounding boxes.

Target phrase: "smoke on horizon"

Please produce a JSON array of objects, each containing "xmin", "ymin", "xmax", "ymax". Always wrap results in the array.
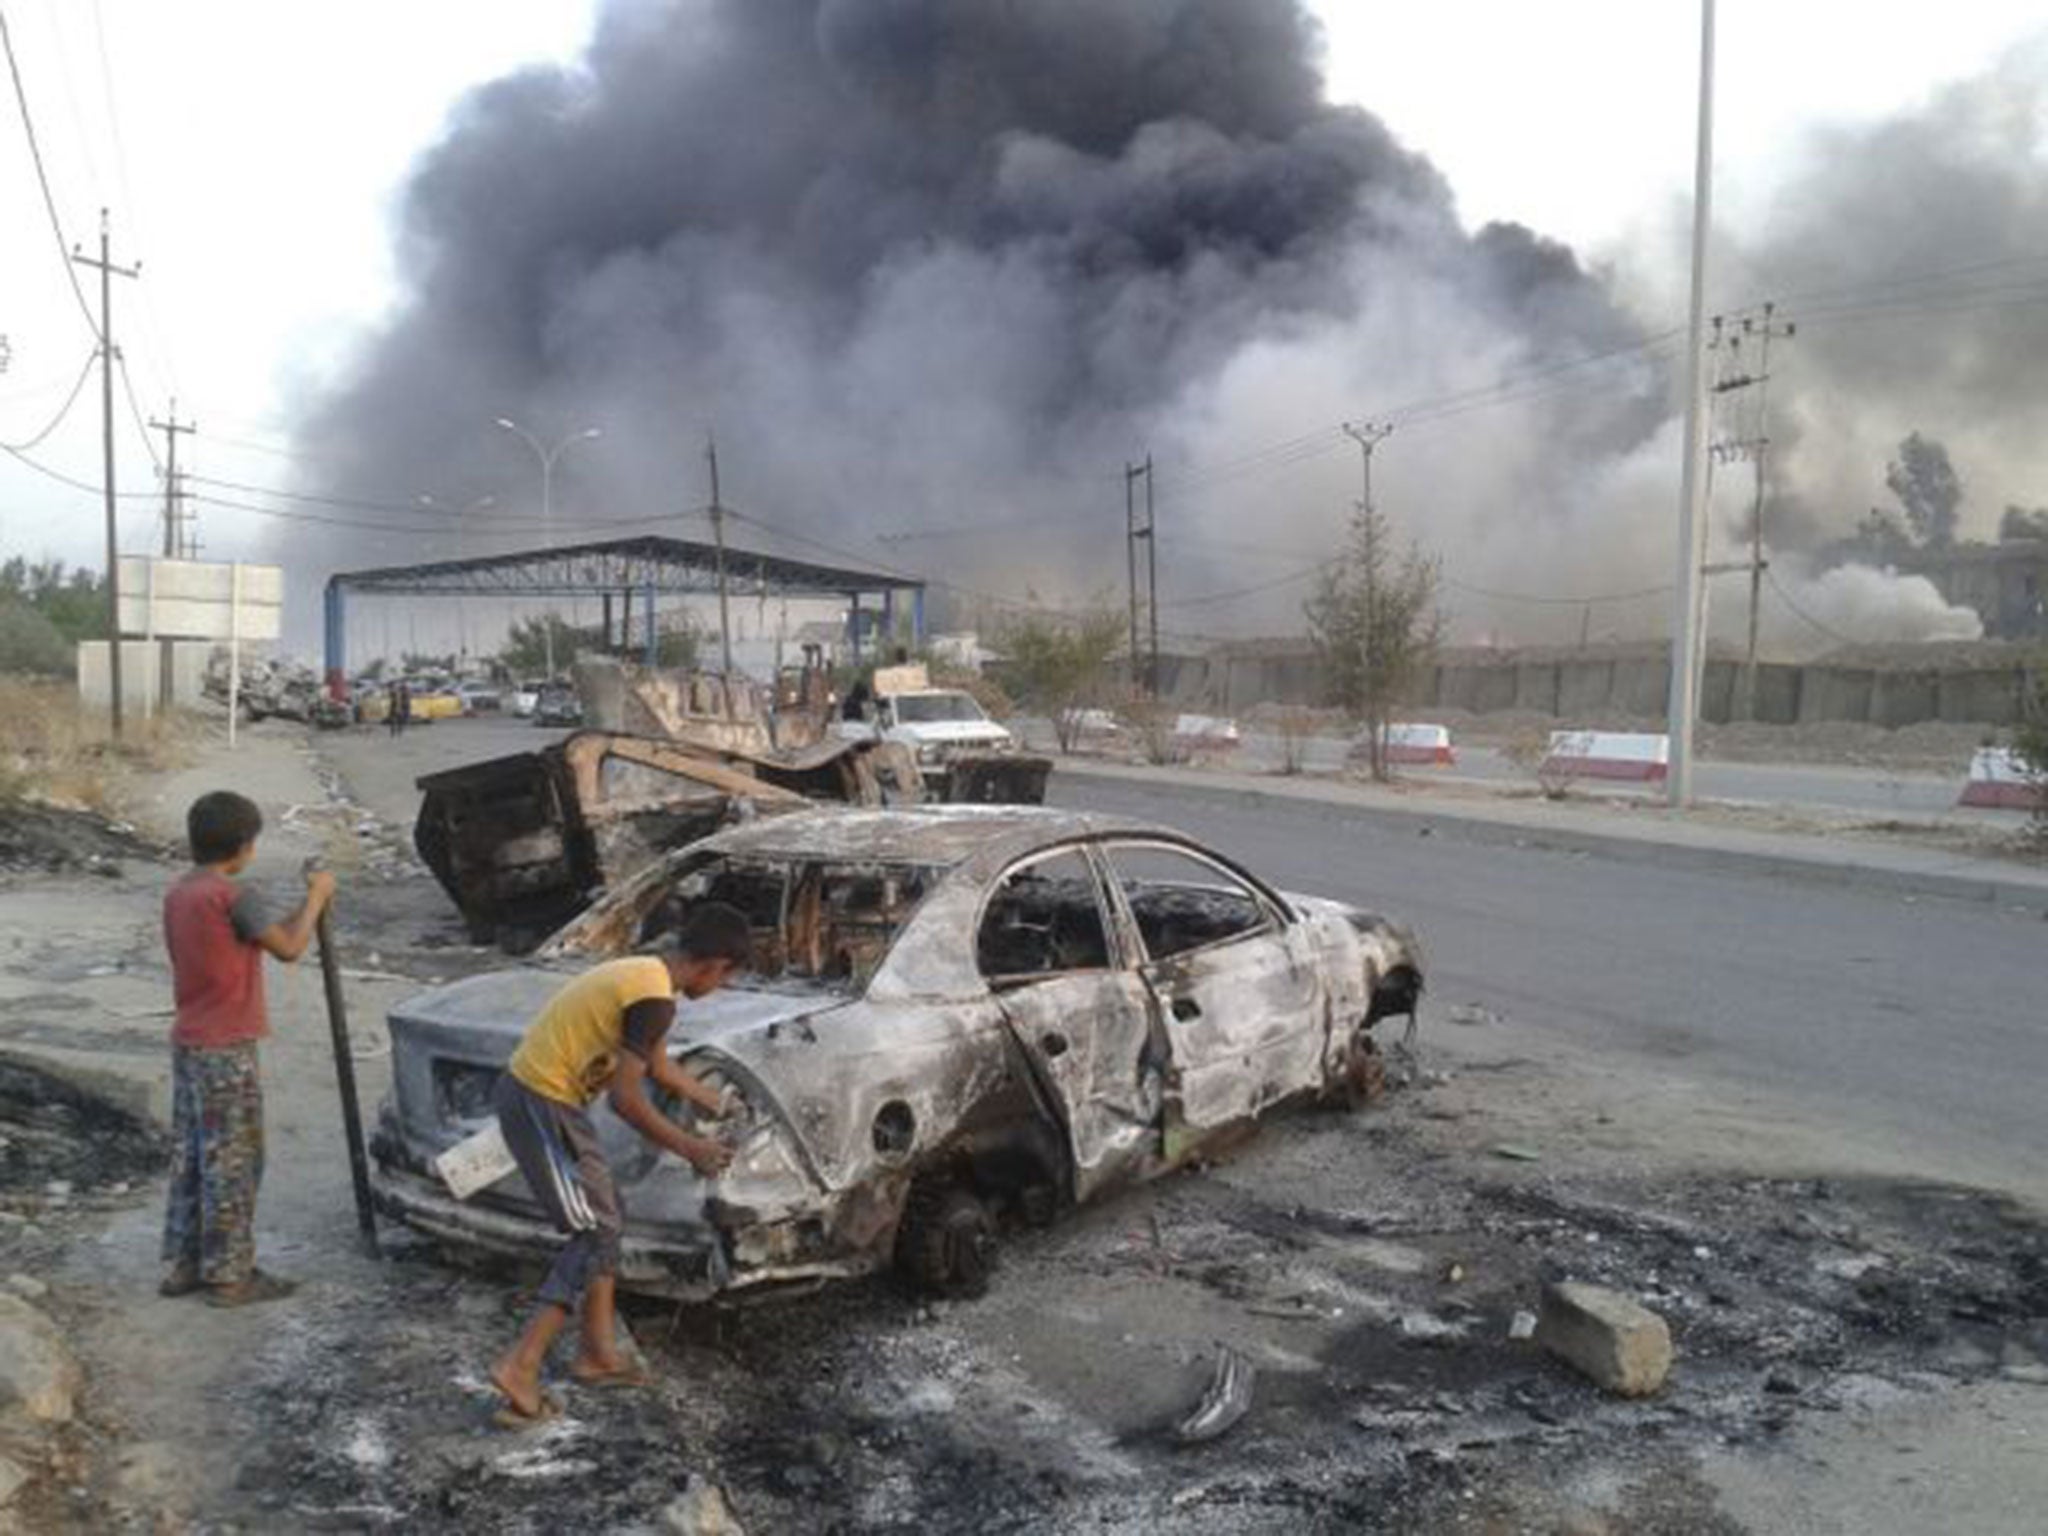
[{"xmin": 289, "ymin": 0, "xmax": 2041, "ymax": 658}]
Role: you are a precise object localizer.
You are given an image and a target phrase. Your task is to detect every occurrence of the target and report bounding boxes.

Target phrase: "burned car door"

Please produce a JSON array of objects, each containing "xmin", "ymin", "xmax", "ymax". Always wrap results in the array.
[
  {"xmin": 978, "ymin": 847, "xmax": 1163, "ymax": 1202},
  {"xmin": 1098, "ymin": 840, "xmax": 1321, "ymax": 1138}
]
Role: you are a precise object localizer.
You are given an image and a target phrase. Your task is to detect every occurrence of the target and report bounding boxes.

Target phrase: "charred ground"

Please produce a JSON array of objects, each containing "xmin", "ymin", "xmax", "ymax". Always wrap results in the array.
[{"xmin": 109, "ymin": 1085, "xmax": 2048, "ymax": 1534}]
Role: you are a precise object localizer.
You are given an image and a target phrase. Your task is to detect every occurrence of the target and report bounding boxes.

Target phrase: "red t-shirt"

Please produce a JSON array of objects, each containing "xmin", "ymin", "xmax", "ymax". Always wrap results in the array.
[{"xmin": 163, "ymin": 869, "xmax": 274, "ymax": 1048}]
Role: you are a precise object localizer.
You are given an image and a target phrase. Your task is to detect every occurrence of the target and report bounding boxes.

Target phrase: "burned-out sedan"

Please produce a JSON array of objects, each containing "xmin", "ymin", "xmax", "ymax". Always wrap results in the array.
[{"xmin": 369, "ymin": 807, "xmax": 1423, "ymax": 1299}]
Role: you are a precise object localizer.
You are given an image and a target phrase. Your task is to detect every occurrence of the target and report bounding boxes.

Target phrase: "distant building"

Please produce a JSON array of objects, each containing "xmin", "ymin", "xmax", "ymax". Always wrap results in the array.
[{"xmin": 1898, "ymin": 539, "xmax": 2048, "ymax": 639}]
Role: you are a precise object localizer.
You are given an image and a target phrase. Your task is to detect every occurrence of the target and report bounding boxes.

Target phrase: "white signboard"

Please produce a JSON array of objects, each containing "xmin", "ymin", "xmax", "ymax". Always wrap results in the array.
[{"xmin": 116, "ymin": 557, "xmax": 283, "ymax": 641}]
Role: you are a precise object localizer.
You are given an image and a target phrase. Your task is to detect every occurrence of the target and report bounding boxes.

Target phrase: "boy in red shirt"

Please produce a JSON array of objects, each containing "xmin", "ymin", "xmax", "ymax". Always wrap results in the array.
[{"xmin": 160, "ymin": 791, "xmax": 335, "ymax": 1306}]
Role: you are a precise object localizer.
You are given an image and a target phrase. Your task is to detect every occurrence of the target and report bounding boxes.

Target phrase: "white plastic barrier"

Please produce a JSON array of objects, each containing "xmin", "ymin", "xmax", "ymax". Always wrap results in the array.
[
  {"xmin": 1540, "ymin": 729, "xmax": 1670, "ymax": 783},
  {"xmin": 1958, "ymin": 747, "xmax": 2046, "ymax": 810},
  {"xmin": 1381, "ymin": 722, "xmax": 1456, "ymax": 767}
]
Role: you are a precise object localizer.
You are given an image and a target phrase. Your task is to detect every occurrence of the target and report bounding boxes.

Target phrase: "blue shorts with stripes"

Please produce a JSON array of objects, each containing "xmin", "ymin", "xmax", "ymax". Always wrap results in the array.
[{"xmin": 493, "ymin": 1073, "xmax": 623, "ymax": 1308}]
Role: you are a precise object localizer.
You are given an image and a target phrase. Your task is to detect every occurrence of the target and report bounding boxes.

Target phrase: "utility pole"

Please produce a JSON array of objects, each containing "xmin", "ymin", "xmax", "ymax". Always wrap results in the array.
[
  {"xmin": 1145, "ymin": 454, "xmax": 1158, "ymax": 697},
  {"xmin": 1124, "ymin": 458, "xmax": 1156, "ymax": 696},
  {"xmin": 148, "ymin": 403, "xmax": 196, "ymax": 708},
  {"xmin": 706, "ymin": 436, "xmax": 733, "ymax": 677},
  {"xmin": 73, "ymin": 211, "xmax": 140, "ymax": 739},
  {"xmin": 149, "ymin": 403, "xmax": 196, "ymax": 557},
  {"xmin": 1664, "ymin": 0, "xmax": 1716, "ymax": 808},
  {"xmin": 1708, "ymin": 303, "xmax": 1795, "ymax": 720},
  {"xmin": 1341, "ymin": 420, "xmax": 1393, "ymax": 518}
]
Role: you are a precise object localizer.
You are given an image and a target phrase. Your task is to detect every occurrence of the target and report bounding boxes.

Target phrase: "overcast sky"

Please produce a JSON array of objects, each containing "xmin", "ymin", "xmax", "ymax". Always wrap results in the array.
[{"xmin": 2, "ymin": 0, "xmax": 2043, "ymax": 583}]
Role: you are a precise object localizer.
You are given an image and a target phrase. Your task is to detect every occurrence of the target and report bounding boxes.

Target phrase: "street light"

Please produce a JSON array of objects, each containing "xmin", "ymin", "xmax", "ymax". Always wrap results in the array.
[{"xmin": 495, "ymin": 418, "xmax": 602, "ymax": 677}]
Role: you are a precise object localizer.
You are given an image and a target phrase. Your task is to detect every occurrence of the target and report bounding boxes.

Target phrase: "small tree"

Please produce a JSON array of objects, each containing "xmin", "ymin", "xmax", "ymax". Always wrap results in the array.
[
  {"xmin": 1306, "ymin": 501, "xmax": 1443, "ymax": 782},
  {"xmin": 2016, "ymin": 654, "xmax": 2048, "ymax": 834},
  {"xmin": 999, "ymin": 608, "xmax": 1125, "ymax": 754},
  {"xmin": 1885, "ymin": 432, "xmax": 1962, "ymax": 549},
  {"xmin": 500, "ymin": 614, "xmax": 585, "ymax": 677}
]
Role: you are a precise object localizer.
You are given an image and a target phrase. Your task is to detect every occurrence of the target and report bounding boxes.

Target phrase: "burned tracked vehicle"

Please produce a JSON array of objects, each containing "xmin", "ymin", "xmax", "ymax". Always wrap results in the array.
[{"xmin": 371, "ymin": 806, "xmax": 1423, "ymax": 1300}]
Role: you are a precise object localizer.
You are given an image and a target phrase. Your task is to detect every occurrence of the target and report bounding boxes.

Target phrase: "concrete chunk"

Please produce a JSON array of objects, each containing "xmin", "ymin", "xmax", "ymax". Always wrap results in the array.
[
  {"xmin": 0, "ymin": 1293, "xmax": 80, "ymax": 1424},
  {"xmin": 1535, "ymin": 1281, "xmax": 1672, "ymax": 1398}
]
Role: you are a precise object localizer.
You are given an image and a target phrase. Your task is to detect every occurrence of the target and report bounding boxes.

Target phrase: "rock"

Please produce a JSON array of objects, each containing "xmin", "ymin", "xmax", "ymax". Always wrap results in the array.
[
  {"xmin": 0, "ymin": 1451, "xmax": 27, "ymax": 1508},
  {"xmin": 0, "ymin": 1293, "xmax": 80, "ymax": 1423},
  {"xmin": 662, "ymin": 1476, "xmax": 747, "ymax": 1536},
  {"xmin": 1508, "ymin": 1309, "xmax": 1538, "ymax": 1341},
  {"xmin": 3, "ymin": 1275, "xmax": 48, "ymax": 1302},
  {"xmin": 1535, "ymin": 1282, "xmax": 1672, "ymax": 1398}
]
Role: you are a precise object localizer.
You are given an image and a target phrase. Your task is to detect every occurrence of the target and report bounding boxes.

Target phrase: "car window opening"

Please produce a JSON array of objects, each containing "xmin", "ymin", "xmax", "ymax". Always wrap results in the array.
[
  {"xmin": 1105, "ymin": 846, "xmax": 1268, "ymax": 961},
  {"xmin": 648, "ymin": 856, "xmax": 938, "ymax": 994},
  {"xmin": 978, "ymin": 852, "xmax": 1112, "ymax": 980}
]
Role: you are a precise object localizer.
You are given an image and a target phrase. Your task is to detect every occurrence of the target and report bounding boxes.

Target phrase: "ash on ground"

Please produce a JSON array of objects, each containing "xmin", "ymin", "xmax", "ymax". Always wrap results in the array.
[
  {"xmin": 174, "ymin": 1104, "xmax": 2048, "ymax": 1535},
  {"xmin": 0, "ymin": 1052, "xmax": 165, "ymax": 1199},
  {"xmin": 0, "ymin": 801, "xmax": 164, "ymax": 877}
]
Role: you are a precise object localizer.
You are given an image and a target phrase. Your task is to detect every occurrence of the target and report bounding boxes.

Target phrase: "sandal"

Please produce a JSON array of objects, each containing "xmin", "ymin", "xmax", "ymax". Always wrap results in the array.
[
  {"xmin": 206, "ymin": 1269, "xmax": 299, "ymax": 1308},
  {"xmin": 491, "ymin": 1390, "xmax": 565, "ymax": 1431},
  {"xmin": 569, "ymin": 1360, "xmax": 652, "ymax": 1389}
]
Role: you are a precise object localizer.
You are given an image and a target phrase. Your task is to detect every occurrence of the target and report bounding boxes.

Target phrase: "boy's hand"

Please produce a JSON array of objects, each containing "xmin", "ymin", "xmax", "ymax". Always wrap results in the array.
[
  {"xmin": 306, "ymin": 869, "xmax": 337, "ymax": 906},
  {"xmin": 682, "ymin": 1134, "xmax": 734, "ymax": 1178}
]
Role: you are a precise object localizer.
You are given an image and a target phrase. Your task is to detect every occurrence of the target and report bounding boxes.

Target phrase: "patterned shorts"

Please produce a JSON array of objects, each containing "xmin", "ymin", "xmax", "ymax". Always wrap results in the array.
[{"xmin": 161, "ymin": 1042, "xmax": 265, "ymax": 1285}]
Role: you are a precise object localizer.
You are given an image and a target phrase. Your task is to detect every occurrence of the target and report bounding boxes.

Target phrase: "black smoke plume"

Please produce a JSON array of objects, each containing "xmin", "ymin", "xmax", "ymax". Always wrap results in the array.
[{"xmin": 292, "ymin": 0, "xmax": 1658, "ymax": 646}]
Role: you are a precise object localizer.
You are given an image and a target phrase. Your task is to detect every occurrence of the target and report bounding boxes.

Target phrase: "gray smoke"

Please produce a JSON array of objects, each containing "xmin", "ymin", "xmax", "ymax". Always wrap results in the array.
[{"xmin": 291, "ymin": 0, "xmax": 1659, "ymax": 648}]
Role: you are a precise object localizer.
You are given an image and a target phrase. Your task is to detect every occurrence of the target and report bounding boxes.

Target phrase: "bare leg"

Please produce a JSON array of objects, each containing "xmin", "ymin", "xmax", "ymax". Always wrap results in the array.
[
  {"xmin": 491, "ymin": 1302, "xmax": 569, "ymax": 1416},
  {"xmin": 571, "ymin": 1274, "xmax": 630, "ymax": 1376}
]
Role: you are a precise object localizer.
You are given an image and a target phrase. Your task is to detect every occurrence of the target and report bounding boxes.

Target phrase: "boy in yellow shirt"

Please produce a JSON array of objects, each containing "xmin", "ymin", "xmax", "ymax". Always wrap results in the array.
[{"xmin": 489, "ymin": 903, "xmax": 750, "ymax": 1422}]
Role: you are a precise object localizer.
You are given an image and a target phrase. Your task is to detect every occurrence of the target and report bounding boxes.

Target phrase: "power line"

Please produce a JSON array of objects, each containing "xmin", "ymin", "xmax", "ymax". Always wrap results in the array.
[
  {"xmin": 0, "ymin": 6, "xmax": 99, "ymax": 336},
  {"xmin": 0, "ymin": 349, "xmax": 95, "ymax": 452},
  {"xmin": 1764, "ymin": 566, "xmax": 1859, "ymax": 647},
  {"xmin": 115, "ymin": 348, "xmax": 161, "ymax": 469}
]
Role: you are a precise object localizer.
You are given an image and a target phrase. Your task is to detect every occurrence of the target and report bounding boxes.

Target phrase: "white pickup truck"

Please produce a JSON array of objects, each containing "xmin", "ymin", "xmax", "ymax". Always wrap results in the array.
[{"xmin": 834, "ymin": 667, "xmax": 1049, "ymax": 803}]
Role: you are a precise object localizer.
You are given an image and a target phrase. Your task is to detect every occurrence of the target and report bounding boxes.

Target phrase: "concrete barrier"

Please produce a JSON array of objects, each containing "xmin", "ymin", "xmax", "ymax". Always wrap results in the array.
[
  {"xmin": 1958, "ymin": 747, "xmax": 2045, "ymax": 810},
  {"xmin": 1382, "ymin": 723, "xmax": 1456, "ymax": 766},
  {"xmin": 1542, "ymin": 729, "xmax": 1670, "ymax": 782}
]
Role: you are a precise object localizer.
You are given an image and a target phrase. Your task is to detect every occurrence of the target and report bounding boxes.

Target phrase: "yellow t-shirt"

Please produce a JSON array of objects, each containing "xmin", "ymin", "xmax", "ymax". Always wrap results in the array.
[{"xmin": 509, "ymin": 956, "xmax": 674, "ymax": 1108}]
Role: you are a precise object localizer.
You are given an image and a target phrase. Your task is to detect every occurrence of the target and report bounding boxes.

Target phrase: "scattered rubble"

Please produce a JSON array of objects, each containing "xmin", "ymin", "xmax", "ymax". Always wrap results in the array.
[
  {"xmin": 1535, "ymin": 1281, "xmax": 1674, "ymax": 1398},
  {"xmin": 1172, "ymin": 1348, "xmax": 1255, "ymax": 1445}
]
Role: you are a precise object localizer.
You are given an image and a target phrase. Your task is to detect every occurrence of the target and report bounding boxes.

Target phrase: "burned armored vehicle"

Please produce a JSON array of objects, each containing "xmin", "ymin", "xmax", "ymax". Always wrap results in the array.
[{"xmin": 371, "ymin": 806, "xmax": 1423, "ymax": 1299}]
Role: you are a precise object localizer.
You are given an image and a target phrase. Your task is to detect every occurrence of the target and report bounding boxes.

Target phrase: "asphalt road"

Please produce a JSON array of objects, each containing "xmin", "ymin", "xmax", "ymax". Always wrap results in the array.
[
  {"xmin": 326, "ymin": 715, "xmax": 2045, "ymax": 1196},
  {"xmin": 1044, "ymin": 773, "xmax": 2046, "ymax": 1196}
]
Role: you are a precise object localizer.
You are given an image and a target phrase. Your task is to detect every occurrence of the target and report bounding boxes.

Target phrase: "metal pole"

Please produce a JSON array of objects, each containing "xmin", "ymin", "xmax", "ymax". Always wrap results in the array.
[
  {"xmin": 1665, "ymin": 0, "xmax": 1717, "ymax": 807},
  {"xmin": 227, "ymin": 562, "xmax": 241, "ymax": 749},
  {"xmin": 540, "ymin": 451, "xmax": 555, "ymax": 678},
  {"xmin": 98, "ymin": 220, "xmax": 121, "ymax": 739},
  {"xmin": 707, "ymin": 437, "xmax": 734, "ymax": 676},
  {"xmin": 1125, "ymin": 463, "xmax": 1140, "ymax": 694},
  {"xmin": 1145, "ymin": 454, "xmax": 1158, "ymax": 698},
  {"xmin": 315, "ymin": 905, "xmax": 380, "ymax": 1257}
]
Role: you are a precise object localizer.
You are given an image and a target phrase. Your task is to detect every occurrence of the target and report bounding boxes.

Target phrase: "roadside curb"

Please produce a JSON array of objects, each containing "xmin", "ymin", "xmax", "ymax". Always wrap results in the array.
[{"xmin": 1048, "ymin": 759, "xmax": 2048, "ymax": 912}]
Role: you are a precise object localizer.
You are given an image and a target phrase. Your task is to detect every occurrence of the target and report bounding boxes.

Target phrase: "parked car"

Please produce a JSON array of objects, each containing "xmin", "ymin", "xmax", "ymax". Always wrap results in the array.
[
  {"xmin": 369, "ymin": 807, "xmax": 1424, "ymax": 1301},
  {"xmin": 532, "ymin": 682, "xmax": 583, "ymax": 728},
  {"xmin": 507, "ymin": 681, "xmax": 542, "ymax": 718},
  {"xmin": 455, "ymin": 681, "xmax": 503, "ymax": 714}
]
